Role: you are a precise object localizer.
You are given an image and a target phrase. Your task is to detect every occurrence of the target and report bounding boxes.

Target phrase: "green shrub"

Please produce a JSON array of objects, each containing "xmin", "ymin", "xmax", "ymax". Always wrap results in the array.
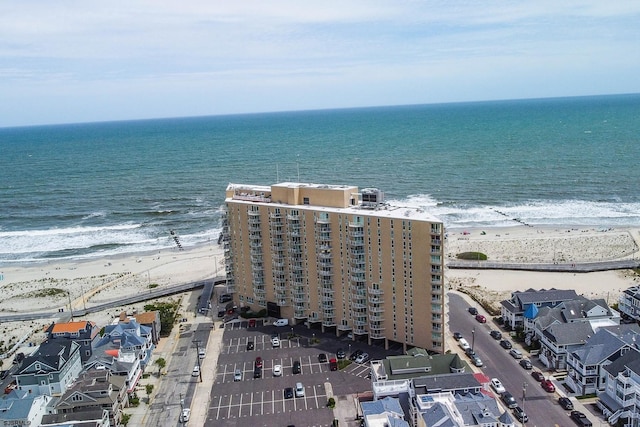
[
  {"xmin": 327, "ymin": 397, "xmax": 336, "ymax": 408},
  {"xmin": 457, "ymin": 252, "xmax": 487, "ymax": 261}
]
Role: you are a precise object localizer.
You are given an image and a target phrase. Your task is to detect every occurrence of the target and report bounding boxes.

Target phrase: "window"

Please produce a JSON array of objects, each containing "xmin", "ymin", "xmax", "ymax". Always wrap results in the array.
[{"xmin": 303, "ymin": 197, "xmax": 309, "ymax": 205}]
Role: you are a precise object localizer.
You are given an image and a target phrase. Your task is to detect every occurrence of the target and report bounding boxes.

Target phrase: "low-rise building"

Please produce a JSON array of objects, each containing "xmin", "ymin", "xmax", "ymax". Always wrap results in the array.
[
  {"xmin": 0, "ymin": 390, "xmax": 52, "ymax": 427},
  {"xmin": 500, "ymin": 288, "xmax": 578, "ymax": 331},
  {"xmin": 618, "ymin": 285, "xmax": 640, "ymax": 322},
  {"xmin": 598, "ymin": 348, "xmax": 640, "ymax": 426},
  {"xmin": 46, "ymin": 320, "xmax": 100, "ymax": 364}
]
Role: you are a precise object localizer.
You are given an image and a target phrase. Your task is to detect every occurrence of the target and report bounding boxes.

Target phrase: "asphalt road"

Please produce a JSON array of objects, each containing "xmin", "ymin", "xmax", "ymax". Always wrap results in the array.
[{"xmin": 448, "ymin": 292, "xmax": 576, "ymax": 427}]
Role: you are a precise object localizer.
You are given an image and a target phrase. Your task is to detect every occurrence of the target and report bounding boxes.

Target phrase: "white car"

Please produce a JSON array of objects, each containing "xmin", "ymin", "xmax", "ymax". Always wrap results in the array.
[
  {"xmin": 295, "ymin": 382, "xmax": 305, "ymax": 397},
  {"xmin": 180, "ymin": 408, "xmax": 191, "ymax": 422},
  {"xmin": 191, "ymin": 365, "xmax": 200, "ymax": 377},
  {"xmin": 509, "ymin": 349, "xmax": 523, "ymax": 359},
  {"xmin": 355, "ymin": 352, "xmax": 370, "ymax": 364},
  {"xmin": 490, "ymin": 378, "xmax": 506, "ymax": 394},
  {"xmin": 273, "ymin": 364, "xmax": 282, "ymax": 377},
  {"xmin": 271, "ymin": 337, "xmax": 280, "ymax": 347},
  {"xmin": 234, "ymin": 369, "xmax": 242, "ymax": 381},
  {"xmin": 273, "ymin": 318, "xmax": 289, "ymax": 327}
]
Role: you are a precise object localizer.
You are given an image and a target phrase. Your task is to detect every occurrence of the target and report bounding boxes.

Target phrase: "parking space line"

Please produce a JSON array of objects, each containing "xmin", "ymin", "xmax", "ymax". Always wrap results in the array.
[
  {"xmin": 249, "ymin": 392, "xmax": 254, "ymax": 416},
  {"xmin": 227, "ymin": 394, "xmax": 233, "ymax": 418},
  {"xmin": 271, "ymin": 389, "xmax": 275, "ymax": 414},
  {"xmin": 313, "ymin": 384, "xmax": 320, "ymax": 408},
  {"xmin": 260, "ymin": 391, "xmax": 264, "ymax": 415},
  {"xmin": 237, "ymin": 392, "xmax": 243, "ymax": 418},
  {"xmin": 215, "ymin": 395, "xmax": 223, "ymax": 419}
]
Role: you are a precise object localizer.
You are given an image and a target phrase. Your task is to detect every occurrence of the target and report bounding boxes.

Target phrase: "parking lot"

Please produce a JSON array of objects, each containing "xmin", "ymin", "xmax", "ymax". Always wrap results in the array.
[{"xmin": 207, "ymin": 319, "xmax": 402, "ymax": 427}]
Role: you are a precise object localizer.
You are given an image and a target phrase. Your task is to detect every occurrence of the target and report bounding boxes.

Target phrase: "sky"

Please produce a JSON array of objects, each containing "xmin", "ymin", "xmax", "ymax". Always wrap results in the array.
[{"xmin": 1, "ymin": 1, "xmax": 639, "ymax": 127}]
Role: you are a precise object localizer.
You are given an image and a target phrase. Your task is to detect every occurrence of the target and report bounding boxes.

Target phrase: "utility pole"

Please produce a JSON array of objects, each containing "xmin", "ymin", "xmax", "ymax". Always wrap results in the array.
[
  {"xmin": 522, "ymin": 382, "xmax": 527, "ymax": 427},
  {"xmin": 179, "ymin": 392, "xmax": 184, "ymax": 425},
  {"xmin": 67, "ymin": 291, "xmax": 74, "ymax": 318},
  {"xmin": 193, "ymin": 340, "xmax": 203, "ymax": 382},
  {"xmin": 471, "ymin": 327, "xmax": 476, "ymax": 351}
]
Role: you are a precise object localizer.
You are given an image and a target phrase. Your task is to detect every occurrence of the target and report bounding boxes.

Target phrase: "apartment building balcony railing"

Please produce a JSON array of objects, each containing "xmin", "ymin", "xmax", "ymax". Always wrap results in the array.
[
  {"xmin": 354, "ymin": 319, "xmax": 368, "ymax": 327},
  {"xmin": 431, "ymin": 297, "xmax": 442, "ymax": 303},
  {"xmin": 431, "ymin": 238, "xmax": 442, "ymax": 245},
  {"xmin": 369, "ymin": 331, "xmax": 385, "ymax": 339},
  {"xmin": 318, "ymin": 261, "xmax": 333, "ymax": 269},
  {"xmin": 248, "ymin": 217, "xmax": 261, "ymax": 226},
  {"xmin": 270, "ymin": 212, "xmax": 283, "ymax": 219},
  {"xmin": 254, "ymin": 287, "xmax": 266, "ymax": 296},
  {"xmin": 347, "ymin": 239, "xmax": 364, "ymax": 247},
  {"xmin": 290, "ymin": 272, "xmax": 304, "ymax": 282},
  {"xmin": 315, "ymin": 217, "xmax": 331, "ymax": 225},
  {"xmin": 431, "ymin": 266, "xmax": 442, "ymax": 273},
  {"xmin": 369, "ymin": 313, "xmax": 384, "ymax": 321},
  {"xmin": 430, "ymin": 247, "xmax": 441, "ymax": 254},
  {"xmin": 368, "ymin": 287, "xmax": 384, "ymax": 295},
  {"xmin": 322, "ymin": 303, "xmax": 334, "ymax": 312},
  {"xmin": 249, "ymin": 241, "xmax": 262, "ymax": 249},
  {"xmin": 287, "ymin": 230, "xmax": 301, "ymax": 238},
  {"xmin": 321, "ymin": 286, "xmax": 334, "ymax": 294},
  {"xmin": 350, "ymin": 275, "xmax": 365, "ymax": 283},
  {"xmin": 319, "ymin": 270, "xmax": 333, "ymax": 277},
  {"xmin": 249, "ymin": 234, "xmax": 262, "ymax": 244},
  {"xmin": 350, "ymin": 267, "xmax": 365, "ymax": 274},
  {"xmin": 321, "ymin": 295, "xmax": 334, "ymax": 303},
  {"xmin": 318, "ymin": 252, "xmax": 332, "ymax": 260},
  {"xmin": 294, "ymin": 309, "xmax": 307, "ymax": 319},
  {"xmin": 317, "ymin": 233, "xmax": 332, "ymax": 242},
  {"xmin": 368, "ymin": 295, "xmax": 382, "ymax": 304},
  {"xmin": 293, "ymin": 296, "xmax": 308, "ymax": 303},
  {"xmin": 348, "ymin": 221, "xmax": 364, "ymax": 228},
  {"xmin": 250, "ymin": 254, "xmax": 263, "ymax": 263},
  {"xmin": 274, "ymin": 283, "xmax": 287, "ymax": 292},
  {"xmin": 291, "ymin": 264, "xmax": 304, "ymax": 272},
  {"xmin": 353, "ymin": 328, "xmax": 368, "ymax": 335},
  {"xmin": 322, "ymin": 319, "xmax": 336, "ymax": 327},
  {"xmin": 352, "ymin": 302, "xmax": 367, "ymax": 310},
  {"xmin": 337, "ymin": 323, "xmax": 352, "ymax": 331},
  {"xmin": 350, "ymin": 250, "xmax": 365, "ymax": 257},
  {"xmin": 349, "ymin": 231, "xmax": 364, "ymax": 238},
  {"xmin": 293, "ymin": 290, "xmax": 307, "ymax": 298},
  {"xmin": 287, "ymin": 213, "xmax": 300, "ymax": 220},
  {"xmin": 255, "ymin": 297, "xmax": 267, "ymax": 307},
  {"xmin": 288, "ymin": 247, "xmax": 303, "ymax": 254},
  {"xmin": 369, "ymin": 322, "xmax": 385, "ymax": 331},
  {"xmin": 368, "ymin": 305, "xmax": 384, "ymax": 313}
]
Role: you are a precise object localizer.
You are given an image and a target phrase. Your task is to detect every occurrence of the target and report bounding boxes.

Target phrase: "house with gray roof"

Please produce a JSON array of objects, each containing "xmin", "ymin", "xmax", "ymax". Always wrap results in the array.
[
  {"xmin": 0, "ymin": 390, "xmax": 52, "ymax": 427},
  {"xmin": 597, "ymin": 347, "xmax": 640, "ymax": 426},
  {"xmin": 618, "ymin": 285, "xmax": 640, "ymax": 322},
  {"xmin": 565, "ymin": 324, "xmax": 640, "ymax": 396},
  {"xmin": 40, "ymin": 408, "xmax": 110, "ymax": 427},
  {"xmin": 412, "ymin": 391, "xmax": 515, "ymax": 427},
  {"xmin": 533, "ymin": 296, "xmax": 619, "ymax": 370},
  {"xmin": 500, "ymin": 288, "xmax": 578, "ymax": 331},
  {"xmin": 13, "ymin": 340, "xmax": 82, "ymax": 397},
  {"xmin": 361, "ymin": 396, "xmax": 410, "ymax": 427}
]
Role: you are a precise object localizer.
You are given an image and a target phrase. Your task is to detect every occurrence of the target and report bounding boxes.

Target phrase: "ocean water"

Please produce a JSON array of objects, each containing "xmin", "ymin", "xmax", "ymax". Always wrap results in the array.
[{"xmin": 1, "ymin": 94, "xmax": 640, "ymax": 263}]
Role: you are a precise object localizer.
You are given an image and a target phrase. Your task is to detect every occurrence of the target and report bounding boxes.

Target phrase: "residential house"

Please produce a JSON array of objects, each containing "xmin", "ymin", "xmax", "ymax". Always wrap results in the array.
[
  {"xmin": 133, "ymin": 311, "xmax": 161, "ymax": 344},
  {"xmin": 40, "ymin": 408, "xmax": 111, "ymax": 427},
  {"xmin": 618, "ymin": 285, "xmax": 640, "ymax": 322},
  {"xmin": 500, "ymin": 288, "xmax": 578, "ymax": 331},
  {"xmin": 53, "ymin": 369, "xmax": 127, "ymax": 427},
  {"xmin": 598, "ymin": 348, "xmax": 640, "ymax": 426},
  {"xmin": 46, "ymin": 320, "xmax": 100, "ymax": 364},
  {"xmin": 533, "ymin": 297, "xmax": 618, "ymax": 370},
  {"xmin": 361, "ymin": 395, "xmax": 410, "ymax": 427},
  {"xmin": 0, "ymin": 390, "xmax": 52, "ymax": 426},
  {"xmin": 565, "ymin": 325, "xmax": 640, "ymax": 396},
  {"xmin": 111, "ymin": 314, "xmax": 154, "ymax": 368},
  {"xmin": 14, "ymin": 340, "xmax": 82, "ymax": 396}
]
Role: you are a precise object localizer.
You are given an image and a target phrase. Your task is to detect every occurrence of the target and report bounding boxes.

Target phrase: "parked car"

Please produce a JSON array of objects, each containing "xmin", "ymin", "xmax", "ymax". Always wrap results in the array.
[
  {"xmin": 355, "ymin": 353, "xmax": 370, "ymax": 364},
  {"xmin": 234, "ymin": 369, "xmax": 242, "ymax": 382},
  {"xmin": 219, "ymin": 294, "xmax": 232, "ymax": 303},
  {"xmin": 284, "ymin": 387, "xmax": 294, "ymax": 399},
  {"xmin": 458, "ymin": 338, "xmax": 471, "ymax": 350},
  {"xmin": 271, "ymin": 337, "xmax": 280, "ymax": 347},
  {"xmin": 349, "ymin": 349, "xmax": 363, "ymax": 361},
  {"xmin": 180, "ymin": 408, "xmax": 191, "ymax": 422},
  {"xmin": 0, "ymin": 370, "xmax": 8, "ymax": 380},
  {"xmin": 329, "ymin": 358, "xmax": 338, "ymax": 371},
  {"xmin": 490, "ymin": 378, "xmax": 506, "ymax": 394},
  {"xmin": 273, "ymin": 318, "xmax": 289, "ymax": 327},
  {"xmin": 273, "ymin": 364, "xmax": 282, "ymax": 377},
  {"xmin": 475, "ymin": 314, "xmax": 487, "ymax": 323},
  {"xmin": 468, "ymin": 307, "xmax": 478, "ymax": 315},
  {"xmin": 336, "ymin": 349, "xmax": 346, "ymax": 359},
  {"xmin": 295, "ymin": 382, "xmax": 305, "ymax": 397},
  {"xmin": 318, "ymin": 353, "xmax": 327, "ymax": 363},
  {"xmin": 253, "ymin": 367, "xmax": 262, "ymax": 378},
  {"xmin": 255, "ymin": 357, "xmax": 263, "ymax": 368},
  {"xmin": 512, "ymin": 406, "xmax": 528, "ymax": 422},
  {"xmin": 453, "ymin": 332, "xmax": 463, "ymax": 340},
  {"xmin": 471, "ymin": 355, "xmax": 483, "ymax": 367},
  {"xmin": 499, "ymin": 339, "xmax": 512, "ymax": 349},
  {"xmin": 531, "ymin": 371, "xmax": 545, "ymax": 382},
  {"xmin": 509, "ymin": 349, "xmax": 523, "ymax": 359},
  {"xmin": 292, "ymin": 360, "xmax": 301, "ymax": 374},
  {"xmin": 559, "ymin": 397, "xmax": 574, "ymax": 410},
  {"xmin": 501, "ymin": 392, "xmax": 518, "ymax": 409},
  {"xmin": 519, "ymin": 359, "xmax": 532, "ymax": 369},
  {"xmin": 191, "ymin": 365, "xmax": 200, "ymax": 377},
  {"xmin": 489, "ymin": 330, "xmax": 502, "ymax": 340},
  {"xmin": 465, "ymin": 347, "xmax": 476, "ymax": 357},
  {"xmin": 246, "ymin": 341, "xmax": 254, "ymax": 351},
  {"xmin": 570, "ymin": 410, "xmax": 593, "ymax": 426},
  {"xmin": 541, "ymin": 379, "xmax": 556, "ymax": 392},
  {"xmin": 248, "ymin": 319, "xmax": 256, "ymax": 327}
]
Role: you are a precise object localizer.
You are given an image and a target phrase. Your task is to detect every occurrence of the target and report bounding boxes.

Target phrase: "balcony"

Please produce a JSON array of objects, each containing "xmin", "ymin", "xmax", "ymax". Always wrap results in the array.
[
  {"xmin": 248, "ymin": 216, "xmax": 261, "ymax": 225},
  {"xmin": 317, "ymin": 233, "xmax": 331, "ymax": 242},
  {"xmin": 348, "ymin": 222, "xmax": 364, "ymax": 228},
  {"xmin": 318, "ymin": 252, "xmax": 332, "ymax": 260},
  {"xmin": 316, "ymin": 243, "xmax": 332, "ymax": 251},
  {"xmin": 294, "ymin": 309, "xmax": 307, "ymax": 319},
  {"xmin": 277, "ymin": 299, "xmax": 289, "ymax": 307},
  {"xmin": 337, "ymin": 323, "xmax": 352, "ymax": 331},
  {"xmin": 322, "ymin": 319, "xmax": 336, "ymax": 327},
  {"xmin": 368, "ymin": 287, "xmax": 384, "ymax": 295},
  {"xmin": 370, "ymin": 331, "xmax": 385, "ymax": 339},
  {"xmin": 347, "ymin": 239, "xmax": 364, "ymax": 247},
  {"xmin": 349, "ymin": 231, "xmax": 364, "ymax": 238},
  {"xmin": 288, "ymin": 247, "xmax": 303, "ymax": 254},
  {"xmin": 274, "ymin": 284, "xmax": 287, "ymax": 292},
  {"xmin": 352, "ymin": 302, "xmax": 367, "ymax": 310},
  {"xmin": 369, "ymin": 313, "xmax": 384, "ymax": 321},
  {"xmin": 369, "ymin": 322, "xmax": 385, "ymax": 331},
  {"xmin": 353, "ymin": 328, "xmax": 368, "ymax": 335},
  {"xmin": 254, "ymin": 287, "xmax": 266, "ymax": 296},
  {"xmin": 369, "ymin": 305, "xmax": 385, "ymax": 313},
  {"xmin": 322, "ymin": 304, "xmax": 334, "ymax": 313},
  {"xmin": 318, "ymin": 259, "xmax": 333, "ymax": 267},
  {"xmin": 293, "ymin": 296, "xmax": 307, "ymax": 303},
  {"xmin": 319, "ymin": 270, "xmax": 333, "ymax": 277},
  {"xmin": 249, "ymin": 232, "xmax": 262, "ymax": 241},
  {"xmin": 270, "ymin": 212, "xmax": 282, "ymax": 219},
  {"xmin": 431, "ymin": 238, "xmax": 442, "ymax": 245},
  {"xmin": 249, "ymin": 241, "xmax": 262, "ymax": 249},
  {"xmin": 354, "ymin": 319, "xmax": 368, "ymax": 327},
  {"xmin": 287, "ymin": 213, "xmax": 300, "ymax": 220}
]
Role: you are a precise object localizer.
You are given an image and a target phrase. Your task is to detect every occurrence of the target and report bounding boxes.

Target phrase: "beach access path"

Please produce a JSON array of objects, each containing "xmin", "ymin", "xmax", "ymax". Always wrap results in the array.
[{"xmin": 447, "ymin": 259, "xmax": 640, "ymax": 272}]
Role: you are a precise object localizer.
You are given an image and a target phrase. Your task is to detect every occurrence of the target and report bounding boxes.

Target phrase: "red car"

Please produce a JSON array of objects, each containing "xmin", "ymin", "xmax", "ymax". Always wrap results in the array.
[
  {"xmin": 329, "ymin": 358, "xmax": 338, "ymax": 371},
  {"xmin": 541, "ymin": 379, "xmax": 555, "ymax": 392},
  {"xmin": 248, "ymin": 319, "xmax": 256, "ymax": 327},
  {"xmin": 475, "ymin": 314, "xmax": 486, "ymax": 323},
  {"xmin": 255, "ymin": 357, "xmax": 263, "ymax": 369}
]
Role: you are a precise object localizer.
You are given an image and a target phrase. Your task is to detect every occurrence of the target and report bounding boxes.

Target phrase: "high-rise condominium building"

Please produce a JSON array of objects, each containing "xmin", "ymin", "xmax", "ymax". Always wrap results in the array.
[{"xmin": 222, "ymin": 182, "xmax": 444, "ymax": 352}]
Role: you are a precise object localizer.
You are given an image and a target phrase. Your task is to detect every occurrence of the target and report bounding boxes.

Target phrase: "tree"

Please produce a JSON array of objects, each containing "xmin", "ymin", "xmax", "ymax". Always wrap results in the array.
[
  {"xmin": 121, "ymin": 413, "xmax": 131, "ymax": 426},
  {"xmin": 145, "ymin": 384, "xmax": 154, "ymax": 403},
  {"xmin": 154, "ymin": 357, "xmax": 166, "ymax": 376}
]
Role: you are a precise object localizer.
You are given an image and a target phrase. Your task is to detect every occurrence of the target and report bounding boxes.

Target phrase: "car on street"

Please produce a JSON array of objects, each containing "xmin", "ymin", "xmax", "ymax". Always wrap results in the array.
[
  {"xmin": 501, "ymin": 391, "xmax": 518, "ymax": 409},
  {"xmin": 509, "ymin": 349, "xmax": 523, "ymax": 359},
  {"xmin": 458, "ymin": 338, "xmax": 471, "ymax": 351},
  {"xmin": 180, "ymin": 408, "xmax": 191, "ymax": 422},
  {"xmin": 349, "ymin": 349, "xmax": 363, "ymax": 361},
  {"xmin": 559, "ymin": 397, "xmax": 574, "ymax": 410},
  {"xmin": 254, "ymin": 367, "xmax": 262, "ymax": 378},
  {"xmin": 248, "ymin": 319, "xmax": 256, "ymax": 327},
  {"xmin": 570, "ymin": 410, "xmax": 593, "ymax": 426},
  {"xmin": 284, "ymin": 387, "xmax": 294, "ymax": 399},
  {"xmin": 512, "ymin": 406, "xmax": 528, "ymax": 422},
  {"xmin": 0, "ymin": 370, "xmax": 9, "ymax": 380},
  {"xmin": 468, "ymin": 307, "xmax": 478, "ymax": 315},
  {"xmin": 295, "ymin": 382, "xmax": 305, "ymax": 397},
  {"xmin": 490, "ymin": 378, "xmax": 506, "ymax": 394},
  {"xmin": 234, "ymin": 369, "xmax": 242, "ymax": 381},
  {"xmin": 191, "ymin": 365, "xmax": 200, "ymax": 377},
  {"xmin": 255, "ymin": 357, "xmax": 263, "ymax": 368},
  {"xmin": 292, "ymin": 360, "xmax": 301, "ymax": 374},
  {"xmin": 489, "ymin": 330, "xmax": 502, "ymax": 340},
  {"xmin": 318, "ymin": 353, "xmax": 328, "ymax": 363},
  {"xmin": 329, "ymin": 358, "xmax": 338, "ymax": 371},
  {"xmin": 355, "ymin": 352, "xmax": 370, "ymax": 364},
  {"xmin": 453, "ymin": 332, "xmax": 463, "ymax": 340},
  {"xmin": 465, "ymin": 347, "xmax": 476, "ymax": 357},
  {"xmin": 499, "ymin": 339, "xmax": 512, "ymax": 349},
  {"xmin": 246, "ymin": 341, "xmax": 254, "ymax": 351},
  {"xmin": 519, "ymin": 359, "xmax": 532, "ymax": 369},
  {"xmin": 475, "ymin": 314, "xmax": 486, "ymax": 323},
  {"xmin": 471, "ymin": 355, "xmax": 483, "ymax": 367},
  {"xmin": 273, "ymin": 364, "xmax": 282, "ymax": 377},
  {"xmin": 271, "ymin": 337, "xmax": 280, "ymax": 347},
  {"xmin": 336, "ymin": 349, "xmax": 346, "ymax": 359},
  {"xmin": 531, "ymin": 371, "xmax": 545, "ymax": 382},
  {"xmin": 541, "ymin": 379, "xmax": 556, "ymax": 392}
]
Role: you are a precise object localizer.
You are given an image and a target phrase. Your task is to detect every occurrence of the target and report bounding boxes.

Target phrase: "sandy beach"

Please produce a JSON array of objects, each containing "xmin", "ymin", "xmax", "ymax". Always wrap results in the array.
[{"xmin": 1, "ymin": 225, "xmax": 639, "ymax": 361}]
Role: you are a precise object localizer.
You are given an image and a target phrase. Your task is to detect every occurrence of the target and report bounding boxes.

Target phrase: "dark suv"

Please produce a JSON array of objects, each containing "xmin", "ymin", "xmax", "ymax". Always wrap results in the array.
[
  {"xmin": 468, "ymin": 307, "xmax": 478, "ymax": 315},
  {"xmin": 489, "ymin": 330, "xmax": 502, "ymax": 340},
  {"xmin": 292, "ymin": 360, "xmax": 301, "ymax": 374}
]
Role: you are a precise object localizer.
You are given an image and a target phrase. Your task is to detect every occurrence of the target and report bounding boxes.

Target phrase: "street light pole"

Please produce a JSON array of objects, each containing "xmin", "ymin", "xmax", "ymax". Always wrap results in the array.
[
  {"xmin": 179, "ymin": 392, "xmax": 184, "ymax": 425},
  {"xmin": 471, "ymin": 327, "xmax": 476, "ymax": 351},
  {"xmin": 522, "ymin": 382, "xmax": 527, "ymax": 427},
  {"xmin": 193, "ymin": 340, "xmax": 203, "ymax": 382}
]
